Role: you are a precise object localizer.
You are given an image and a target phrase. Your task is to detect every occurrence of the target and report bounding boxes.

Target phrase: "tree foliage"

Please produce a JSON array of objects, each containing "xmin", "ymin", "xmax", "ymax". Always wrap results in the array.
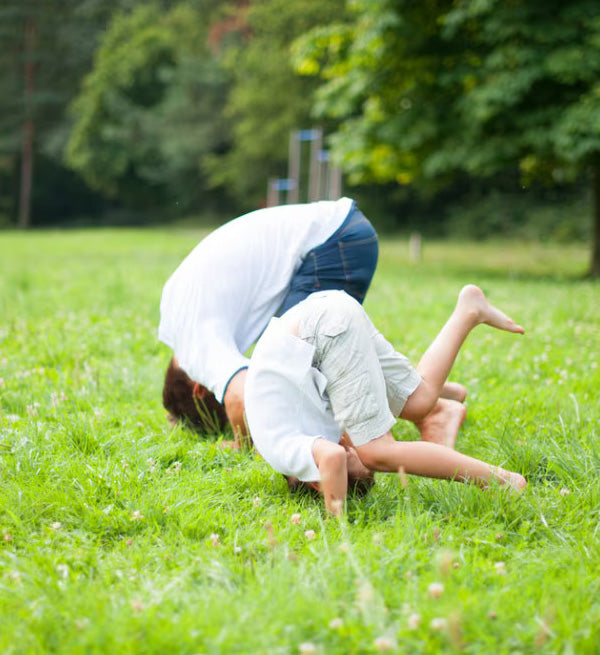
[
  {"xmin": 205, "ymin": 0, "xmax": 347, "ymax": 205},
  {"xmin": 0, "ymin": 0, "xmax": 148, "ymax": 225},
  {"xmin": 67, "ymin": 4, "xmax": 222, "ymax": 208},
  {"xmin": 66, "ymin": 2, "xmax": 229, "ymax": 210},
  {"xmin": 295, "ymin": 0, "xmax": 600, "ymax": 273}
]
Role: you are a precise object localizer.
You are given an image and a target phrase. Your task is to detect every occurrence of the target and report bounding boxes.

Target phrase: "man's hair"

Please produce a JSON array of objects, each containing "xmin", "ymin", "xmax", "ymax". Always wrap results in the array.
[{"xmin": 162, "ymin": 358, "xmax": 228, "ymax": 433}]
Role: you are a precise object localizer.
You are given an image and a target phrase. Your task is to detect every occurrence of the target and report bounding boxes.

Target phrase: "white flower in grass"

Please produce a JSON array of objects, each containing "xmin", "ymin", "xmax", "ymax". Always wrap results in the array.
[
  {"xmin": 56, "ymin": 563, "xmax": 69, "ymax": 579},
  {"xmin": 130, "ymin": 599, "xmax": 144, "ymax": 612},
  {"xmin": 290, "ymin": 513, "xmax": 301, "ymax": 525},
  {"xmin": 430, "ymin": 617, "xmax": 447, "ymax": 631},
  {"xmin": 559, "ymin": 488, "xmax": 570, "ymax": 497},
  {"xmin": 210, "ymin": 533, "xmax": 220, "ymax": 547},
  {"xmin": 234, "ymin": 546, "xmax": 242, "ymax": 554},
  {"xmin": 130, "ymin": 510, "xmax": 144, "ymax": 521},
  {"xmin": 172, "ymin": 461, "xmax": 182, "ymax": 473},
  {"xmin": 407, "ymin": 613, "xmax": 421, "ymax": 629},
  {"xmin": 427, "ymin": 582, "xmax": 444, "ymax": 598},
  {"xmin": 372, "ymin": 533, "xmax": 382, "ymax": 545},
  {"xmin": 7, "ymin": 570, "xmax": 22, "ymax": 585},
  {"xmin": 50, "ymin": 522, "xmax": 62, "ymax": 531},
  {"xmin": 146, "ymin": 458, "xmax": 154, "ymax": 467},
  {"xmin": 329, "ymin": 617, "xmax": 343, "ymax": 629},
  {"xmin": 253, "ymin": 497, "xmax": 262, "ymax": 507},
  {"xmin": 93, "ymin": 409, "xmax": 101, "ymax": 418},
  {"xmin": 304, "ymin": 529, "xmax": 316, "ymax": 540},
  {"xmin": 298, "ymin": 643, "xmax": 317, "ymax": 655},
  {"xmin": 494, "ymin": 562, "xmax": 506, "ymax": 575},
  {"xmin": 374, "ymin": 636, "xmax": 396, "ymax": 651}
]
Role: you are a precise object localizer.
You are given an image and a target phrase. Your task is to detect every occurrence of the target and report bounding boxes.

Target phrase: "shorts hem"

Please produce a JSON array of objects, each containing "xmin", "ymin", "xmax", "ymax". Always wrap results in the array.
[{"xmin": 346, "ymin": 413, "xmax": 396, "ymax": 447}]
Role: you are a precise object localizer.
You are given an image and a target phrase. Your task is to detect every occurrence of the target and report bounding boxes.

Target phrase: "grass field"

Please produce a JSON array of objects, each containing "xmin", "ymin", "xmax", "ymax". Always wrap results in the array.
[{"xmin": 0, "ymin": 229, "xmax": 599, "ymax": 654}]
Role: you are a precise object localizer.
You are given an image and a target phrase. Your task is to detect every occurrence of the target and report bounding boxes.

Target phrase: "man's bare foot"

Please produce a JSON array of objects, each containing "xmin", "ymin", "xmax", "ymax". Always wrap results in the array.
[
  {"xmin": 457, "ymin": 285, "xmax": 525, "ymax": 334},
  {"xmin": 416, "ymin": 398, "xmax": 467, "ymax": 449},
  {"xmin": 441, "ymin": 381, "xmax": 467, "ymax": 403}
]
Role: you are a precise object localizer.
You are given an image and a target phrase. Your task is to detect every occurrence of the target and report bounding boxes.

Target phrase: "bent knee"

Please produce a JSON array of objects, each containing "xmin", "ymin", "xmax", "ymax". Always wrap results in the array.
[{"xmin": 401, "ymin": 384, "xmax": 438, "ymax": 422}]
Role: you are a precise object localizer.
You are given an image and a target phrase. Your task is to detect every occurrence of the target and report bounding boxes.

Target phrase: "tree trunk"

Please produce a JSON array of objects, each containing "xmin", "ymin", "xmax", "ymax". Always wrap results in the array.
[
  {"xmin": 18, "ymin": 18, "xmax": 36, "ymax": 230},
  {"xmin": 591, "ymin": 164, "xmax": 600, "ymax": 278}
]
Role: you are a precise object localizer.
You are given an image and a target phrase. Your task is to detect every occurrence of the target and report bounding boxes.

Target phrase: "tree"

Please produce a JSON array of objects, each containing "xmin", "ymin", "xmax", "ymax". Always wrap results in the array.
[
  {"xmin": 66, "ymin": 2, "xmax": 231, "ymax": 213},
  {"xmin": 295, "ymin": 0, "xmax": 600, "ymax": 276},
  {"xmin": 205, "ymin": 0, "xmax": 347, "ymax": 206},
  {"xmin": 0, "ymin": 0, "xmax": 147, "ymax": 227}
]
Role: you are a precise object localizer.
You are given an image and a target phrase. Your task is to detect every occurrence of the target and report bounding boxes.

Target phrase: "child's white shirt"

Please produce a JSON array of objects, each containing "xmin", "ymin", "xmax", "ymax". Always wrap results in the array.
[{"xmin": 244, "ymin": 317, "xmax": 343, "ymax": 481}]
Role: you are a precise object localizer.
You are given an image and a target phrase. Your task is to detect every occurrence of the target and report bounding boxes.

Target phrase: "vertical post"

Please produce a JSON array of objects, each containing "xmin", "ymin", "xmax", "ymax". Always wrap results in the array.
[
  {"xmin": 18, "ymin": 17, "xmax": 36, "ymax": 229},
  {"xmin": 308, "ymin": 128, "xmax": 323, "ymax": 203},
  {"xmin": 267, "ymin": 178, "xmax": 279, "ymax": 207},
  {"xmin": 329, "ymin": 165, "xmax": 342, "ymax": 200},
  {"xmin": 287, "ymin": 130, "xmax": 300, "ymax": 204},
  {"xmin": 409, "ymin": 232, "xmax": 422, "ymax": 263},
  {"xmin": 591, "ymin": 163, "xmax": 600, "ymax": 277},
  {"xmin": 317, "ymin": 150, "xmax": 329, "ymax": 201}
]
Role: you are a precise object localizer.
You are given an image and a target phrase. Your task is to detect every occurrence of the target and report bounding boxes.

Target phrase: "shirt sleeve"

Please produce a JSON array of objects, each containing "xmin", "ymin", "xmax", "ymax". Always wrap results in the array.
[
  {"xmin": 175, "ymin": 327, "xmax": 250, "ymax": 403},
  {"xmin": 244, "ymin": 319, "xmax": 330, "ymax": 482}
]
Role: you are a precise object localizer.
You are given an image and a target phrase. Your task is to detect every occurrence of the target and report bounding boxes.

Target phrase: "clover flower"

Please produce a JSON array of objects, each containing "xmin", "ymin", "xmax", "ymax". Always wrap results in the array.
[
  {"xmin": 430, "ymin": 617, "xmax": 447, "ymax": 631},
  {"xmin": 427, "ymin": 582, "xmax": 444, "ymax": 598}
]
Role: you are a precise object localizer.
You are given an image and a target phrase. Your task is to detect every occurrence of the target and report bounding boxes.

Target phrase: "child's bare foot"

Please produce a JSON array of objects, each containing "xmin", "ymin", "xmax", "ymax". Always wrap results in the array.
[
  {"xmin": 441, "ymin": 381, "xmax": 467, "ymax": 403},
  {"xmin": 457, "ymin": 285, "xmax": 525, "ymax": 334},
  {"xmin": 494, "ymin": 468, "xmax": 527, "ymax": 491},
  {"xmin": 416, "ymin": 398, "xmax": 467, "ymax": 449}
]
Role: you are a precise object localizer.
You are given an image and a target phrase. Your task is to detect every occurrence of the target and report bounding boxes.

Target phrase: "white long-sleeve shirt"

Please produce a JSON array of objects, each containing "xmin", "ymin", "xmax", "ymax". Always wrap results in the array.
[{"xmin": 158, "ymin": 198, "xmax": 353, "ymax": 401}]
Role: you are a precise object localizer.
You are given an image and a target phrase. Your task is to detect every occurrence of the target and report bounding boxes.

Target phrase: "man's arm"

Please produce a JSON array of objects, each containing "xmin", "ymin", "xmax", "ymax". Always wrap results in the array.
[{"xmin": 223, "ymin": 369, "xmax": 248, "ymax": 448}]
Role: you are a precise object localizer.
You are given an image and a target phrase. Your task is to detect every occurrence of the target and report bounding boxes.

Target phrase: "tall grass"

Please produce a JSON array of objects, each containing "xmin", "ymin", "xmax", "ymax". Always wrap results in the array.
[{"xmin": 0, "ymin": 229, "xmax": 598, "ymax": 654}]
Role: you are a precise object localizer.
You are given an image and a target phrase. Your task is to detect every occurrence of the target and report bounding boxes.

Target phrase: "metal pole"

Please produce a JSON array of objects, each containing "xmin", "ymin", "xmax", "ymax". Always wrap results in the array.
[
  {"xmin": 287, "ymin": 130, "xmax": 300, "ymax": 204},
  {"xmin": 267, "ymin": 178, "xmax": 279, "ymax": 207},
  {"xmin": 308, "ymin": 128, "xmax": 323, "ymax": 203},
  {"xmin": 329, "ymin": 165, "xmax": 342, "ymax": 200}
]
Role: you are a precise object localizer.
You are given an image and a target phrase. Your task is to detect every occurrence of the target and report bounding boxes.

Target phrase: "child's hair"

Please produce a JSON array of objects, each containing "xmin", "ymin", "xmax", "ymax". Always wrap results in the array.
[
  {"xmin": 162, "ymin": 358, "xmax": 228, "ymax": 433},
  {"xmin": 285, "ymin": 470, "xmax": 374, "ymax": 498}
]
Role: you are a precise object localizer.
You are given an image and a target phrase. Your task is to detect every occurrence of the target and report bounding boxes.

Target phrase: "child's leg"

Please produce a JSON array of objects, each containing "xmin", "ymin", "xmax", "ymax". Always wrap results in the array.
[
  {"xmin": 441, "ymin": 381, "xmax": 467, "ymax": 403},
  {"xmin": 356, "ymin": 431, "xmax": 526, "ymax": 490},
  {"xmin": 401, "ymin": 285, "xmax": 524, "ymax": 422}
]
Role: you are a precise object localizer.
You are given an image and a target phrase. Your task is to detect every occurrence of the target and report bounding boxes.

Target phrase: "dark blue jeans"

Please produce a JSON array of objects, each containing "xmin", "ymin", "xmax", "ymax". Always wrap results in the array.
[{"xmin": 280, "ymin": 203, "xmax": 379, "ymax": 314}]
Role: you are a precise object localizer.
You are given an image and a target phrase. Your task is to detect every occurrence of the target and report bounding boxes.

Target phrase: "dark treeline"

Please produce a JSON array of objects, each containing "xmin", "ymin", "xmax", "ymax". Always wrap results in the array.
[{"xmin": 1, "ymin": 1, "xmax": 599, "ymax": 272}]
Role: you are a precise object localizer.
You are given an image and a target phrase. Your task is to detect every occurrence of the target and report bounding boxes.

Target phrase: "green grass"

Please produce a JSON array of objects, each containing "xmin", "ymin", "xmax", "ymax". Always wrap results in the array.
[{"xmin": 0, "ymin": 229, "xmax": 599, "ymax": 654}]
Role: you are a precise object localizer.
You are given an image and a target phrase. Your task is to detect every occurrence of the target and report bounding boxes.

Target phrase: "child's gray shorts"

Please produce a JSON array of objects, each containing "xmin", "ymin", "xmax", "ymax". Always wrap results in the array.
[{"xmin": 295, "ymin": 290, "xmax": 421, "ymax": 446}]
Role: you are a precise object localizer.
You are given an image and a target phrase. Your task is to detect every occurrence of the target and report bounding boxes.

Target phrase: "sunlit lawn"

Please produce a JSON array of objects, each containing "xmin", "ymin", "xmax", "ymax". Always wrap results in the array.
[{"xmin": 0, "ymin": 229, "xmax": 598, "ymax": 654}]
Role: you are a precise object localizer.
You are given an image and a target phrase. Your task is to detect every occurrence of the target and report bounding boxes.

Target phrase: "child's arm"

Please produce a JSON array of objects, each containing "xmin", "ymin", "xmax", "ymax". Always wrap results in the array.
[
  {"xmin": 312, "ymin": 438, "xmax": 349, "ymax": 516},
  {"xmin": 356, "ymin": 432, "xmax": 526, "ymax": 490}
]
